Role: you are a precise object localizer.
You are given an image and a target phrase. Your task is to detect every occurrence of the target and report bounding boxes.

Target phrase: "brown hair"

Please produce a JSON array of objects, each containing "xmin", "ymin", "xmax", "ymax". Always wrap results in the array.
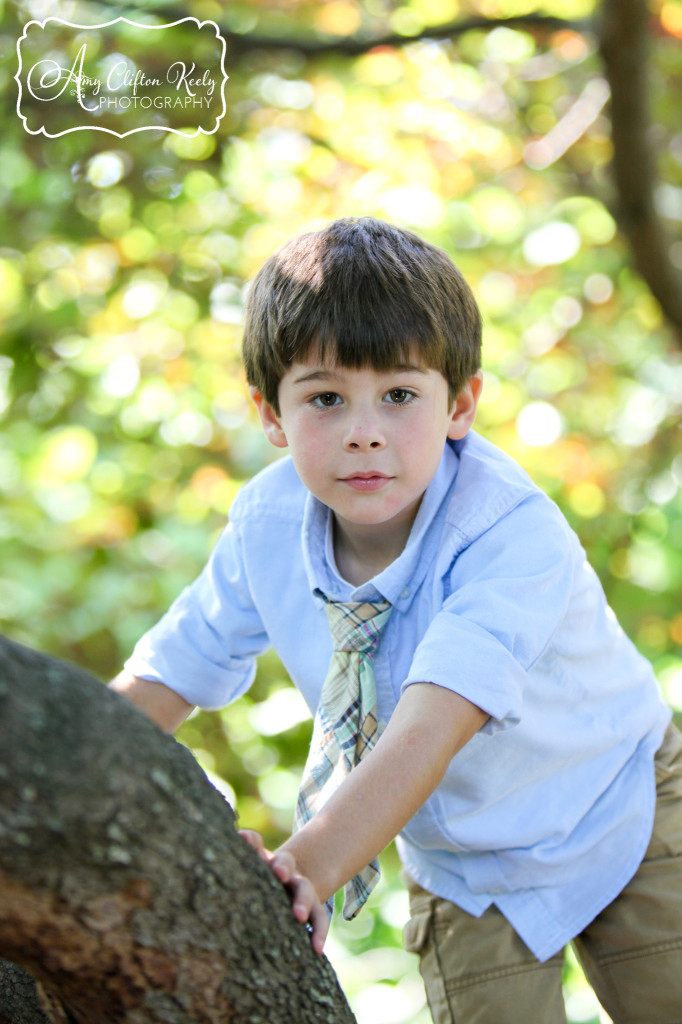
[{"xmin": 242, "ymin": 217, "xmax": 481, "ymax": 413}]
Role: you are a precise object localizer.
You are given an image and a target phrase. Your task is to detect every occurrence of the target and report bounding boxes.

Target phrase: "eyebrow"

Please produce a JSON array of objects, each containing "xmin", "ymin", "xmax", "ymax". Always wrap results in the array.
[
  {"xmin": 291, "ymin": 369, "xmax": 336, "ymax": 386},
  {"xmin": 291, "ymin": 363, "xmax": 428, "ymax": 386}
]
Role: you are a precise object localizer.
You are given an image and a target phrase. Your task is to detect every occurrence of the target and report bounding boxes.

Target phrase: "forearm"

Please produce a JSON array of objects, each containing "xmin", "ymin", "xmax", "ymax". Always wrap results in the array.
[
  {"xmin": 279, "ymin": 683, "xmax": 488, "ymax": 904},
  {"xmin": 109, "ymin": 671, "xmax": 194, "ymax": 733}
]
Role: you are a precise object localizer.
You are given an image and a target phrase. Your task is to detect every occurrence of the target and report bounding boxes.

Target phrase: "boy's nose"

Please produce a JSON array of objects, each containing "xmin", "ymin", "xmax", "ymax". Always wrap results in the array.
[{"xmin": 343, "ymin": 414, "xmax": 386, "ymax": 452}]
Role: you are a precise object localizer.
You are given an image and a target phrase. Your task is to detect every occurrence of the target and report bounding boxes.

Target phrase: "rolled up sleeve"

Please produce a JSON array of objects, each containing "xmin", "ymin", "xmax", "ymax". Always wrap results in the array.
[{"xmin": 402, "ymin": 493, "xmax": 577, "ymax": 732}]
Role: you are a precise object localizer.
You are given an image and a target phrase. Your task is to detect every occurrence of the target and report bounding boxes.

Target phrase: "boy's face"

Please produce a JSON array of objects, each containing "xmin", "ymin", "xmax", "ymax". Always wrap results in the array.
[{"xmin": 251, "ymin": 349, "xmax": 482, "ymax": 549}]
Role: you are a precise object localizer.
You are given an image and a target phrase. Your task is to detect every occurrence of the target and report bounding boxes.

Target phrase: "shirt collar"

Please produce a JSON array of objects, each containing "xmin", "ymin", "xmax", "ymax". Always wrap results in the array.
[{"xmin": 301, "ymin": 441, "xmax": 459, "ymax": 611}]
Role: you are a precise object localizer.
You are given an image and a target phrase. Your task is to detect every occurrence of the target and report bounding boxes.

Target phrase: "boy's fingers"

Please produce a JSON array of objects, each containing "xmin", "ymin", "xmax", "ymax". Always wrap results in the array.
[
  {"xmin": 294, "ymin": 884, "xmax": 329, "ymax": 954},
  {"xmin": 269, "ymin": 850, "xmax": 296, "ymax": 883},
  {"xmin": 239, "ymin": 837, "xmax": 327, "ymax": 953},
  {"xmin": 288, "ymin": 874, "xmax": 328, "ymax": 954},
  {"xmin": 238, "ymin": 828, "xmax": 263, "ymax": 849},
  {"xmin": 238, "ymin": 828, "xmax": 269, "ymax": 860},
  {"xmin": 308, "ymin": 900, "xmax": 330, "ymax": 955}
]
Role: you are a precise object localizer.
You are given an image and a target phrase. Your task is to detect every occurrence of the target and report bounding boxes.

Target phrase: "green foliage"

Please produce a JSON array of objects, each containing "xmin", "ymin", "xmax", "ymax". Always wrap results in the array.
[{"xmin": 2, "ymin": 0, "xmax": 681, "ymax": 1019}]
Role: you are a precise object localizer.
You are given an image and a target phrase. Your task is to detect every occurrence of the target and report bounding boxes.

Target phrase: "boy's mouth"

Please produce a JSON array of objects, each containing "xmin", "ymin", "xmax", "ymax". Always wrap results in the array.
[{"xmin": 340, "ymin": 472, "xmax": 392, "ymax": 492}]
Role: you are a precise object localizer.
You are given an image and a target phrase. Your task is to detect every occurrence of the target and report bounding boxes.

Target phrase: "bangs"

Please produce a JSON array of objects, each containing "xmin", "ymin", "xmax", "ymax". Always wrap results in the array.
[{"xmin": 283, "ymin": 295, "xmax": 444, "ymax": 375}]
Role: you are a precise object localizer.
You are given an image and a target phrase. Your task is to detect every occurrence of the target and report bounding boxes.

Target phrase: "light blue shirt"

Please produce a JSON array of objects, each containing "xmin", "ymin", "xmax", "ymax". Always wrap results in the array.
[{"xmin": 126, "ymin": 430, "xmax": 671, "ymax": 962}]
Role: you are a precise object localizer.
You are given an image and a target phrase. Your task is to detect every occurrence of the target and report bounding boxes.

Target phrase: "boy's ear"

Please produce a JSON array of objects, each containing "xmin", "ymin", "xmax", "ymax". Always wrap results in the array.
[
  {"xmin": 249, "ymin": 387, "xmax": 288, "ymax": 449},
  {"xmin": 447, "ymin": 371, "xmax": 483, "ymax": 441}
]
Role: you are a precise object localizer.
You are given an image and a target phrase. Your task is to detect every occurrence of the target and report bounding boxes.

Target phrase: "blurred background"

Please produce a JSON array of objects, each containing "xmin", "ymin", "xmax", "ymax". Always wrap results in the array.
[{"xmin": 1, "ymin": 0, "xmax": 681, "ymax": 1020}]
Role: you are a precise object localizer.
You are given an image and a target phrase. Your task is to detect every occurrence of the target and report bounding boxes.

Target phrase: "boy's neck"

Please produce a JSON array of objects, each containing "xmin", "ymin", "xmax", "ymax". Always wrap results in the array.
[{"xmin": 331, "ymin": 498, "xmax": 422, "ymax": 587}]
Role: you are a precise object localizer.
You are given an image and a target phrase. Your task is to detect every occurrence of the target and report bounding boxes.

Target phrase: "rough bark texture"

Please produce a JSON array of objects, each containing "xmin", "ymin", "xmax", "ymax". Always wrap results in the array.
[
  {"xmin": 0, "ymin": 956, "xmax": 73, "ymax": 1024},
  {"xmin": 599, "ymin": 0, "xmax": 682, "ymax": 340},
  {"xmin": 0, "ymin": 635, "xmax": 356, "ymax": 1024}
]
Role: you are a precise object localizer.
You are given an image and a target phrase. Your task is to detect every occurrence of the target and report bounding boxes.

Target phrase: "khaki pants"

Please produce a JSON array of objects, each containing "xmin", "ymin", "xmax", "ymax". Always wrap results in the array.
[{"xmin": 404, "ymin": 723, "xmax": 682, "ymax": 1024}]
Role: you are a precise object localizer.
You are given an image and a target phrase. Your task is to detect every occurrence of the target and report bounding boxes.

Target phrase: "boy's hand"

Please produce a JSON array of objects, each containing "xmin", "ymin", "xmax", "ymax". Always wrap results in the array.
[{"xmin": 238, "ymin": 829, "xmax": 329, "ymax": 955}]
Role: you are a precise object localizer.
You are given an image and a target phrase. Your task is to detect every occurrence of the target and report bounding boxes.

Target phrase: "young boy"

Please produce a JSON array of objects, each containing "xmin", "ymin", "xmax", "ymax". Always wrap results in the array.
[{"xmin": 111, "ymin": 217, "xmax": 682, "ymax": 1024}]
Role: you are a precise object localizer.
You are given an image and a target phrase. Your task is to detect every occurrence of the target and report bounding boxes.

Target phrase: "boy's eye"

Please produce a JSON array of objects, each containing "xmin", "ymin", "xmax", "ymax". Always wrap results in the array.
[
  {"xmin": 313, "ymin": 392, "xmax": 340, "ymax": 408},
  {"xmin": 386, "ymin": 388, "xmax": 412, "ymax": 404}
]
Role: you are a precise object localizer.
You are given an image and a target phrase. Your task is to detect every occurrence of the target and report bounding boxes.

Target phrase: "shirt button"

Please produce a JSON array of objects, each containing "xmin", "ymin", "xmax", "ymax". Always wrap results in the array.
[{"xmin": 401, "ymin": 587, "xmax": 411, "ymax": 599}]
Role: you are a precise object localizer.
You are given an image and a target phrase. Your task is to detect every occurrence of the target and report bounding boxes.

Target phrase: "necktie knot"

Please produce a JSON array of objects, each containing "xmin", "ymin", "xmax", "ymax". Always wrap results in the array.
[{"xmin": 323, "ymin": 599, "xmax": 392, "ymax": 655}]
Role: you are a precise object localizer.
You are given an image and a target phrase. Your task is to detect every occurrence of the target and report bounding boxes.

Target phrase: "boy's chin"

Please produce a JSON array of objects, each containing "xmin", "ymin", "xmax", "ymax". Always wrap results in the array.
[{"xmin": 331, "ymin": 498, "xmax": 423, "ymax": 532}]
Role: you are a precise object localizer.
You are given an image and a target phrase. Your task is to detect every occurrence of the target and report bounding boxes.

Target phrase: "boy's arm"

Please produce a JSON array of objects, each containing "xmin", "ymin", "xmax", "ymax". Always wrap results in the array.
[
  {"xmin": 109, "ymin": 671, "xmax": 194, "ymax": 733},
  {"xmin": 273, "ymin": 682, "xmax": 488, "ymax": 910}
]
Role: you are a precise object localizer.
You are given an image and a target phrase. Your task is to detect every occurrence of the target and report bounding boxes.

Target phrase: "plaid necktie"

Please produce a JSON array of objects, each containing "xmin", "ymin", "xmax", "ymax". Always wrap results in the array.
[{"xmin": 295, "ymin": 596, "xmax": 393, "ymax": 920}]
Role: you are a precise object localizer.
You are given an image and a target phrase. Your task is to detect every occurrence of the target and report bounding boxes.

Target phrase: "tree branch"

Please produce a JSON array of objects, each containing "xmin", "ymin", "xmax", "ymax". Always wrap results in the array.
[
  {"xmin": 222, "ymin": 13, "xmax": 592, "ymax": 58},
  {"xmin": 599, "ymin": 0, "xmax": 682, "ymax": 340},
  {"xmin": 0, "ymin": 635, "xmax": 356, "ymax": 1024}
]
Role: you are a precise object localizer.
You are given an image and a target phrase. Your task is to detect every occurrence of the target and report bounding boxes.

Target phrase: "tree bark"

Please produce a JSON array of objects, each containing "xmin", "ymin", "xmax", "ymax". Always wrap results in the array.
[
  {"xmin": 0, "ymin": 635, "xmax": 356, "ymax": 1024},
  {"xmin": 0, "ymin": 956, "xmax": 74, "ymax": 1024},
  {"xmin": 599, "ymin": 0, "xmax": 682, "ymax": 340}
]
